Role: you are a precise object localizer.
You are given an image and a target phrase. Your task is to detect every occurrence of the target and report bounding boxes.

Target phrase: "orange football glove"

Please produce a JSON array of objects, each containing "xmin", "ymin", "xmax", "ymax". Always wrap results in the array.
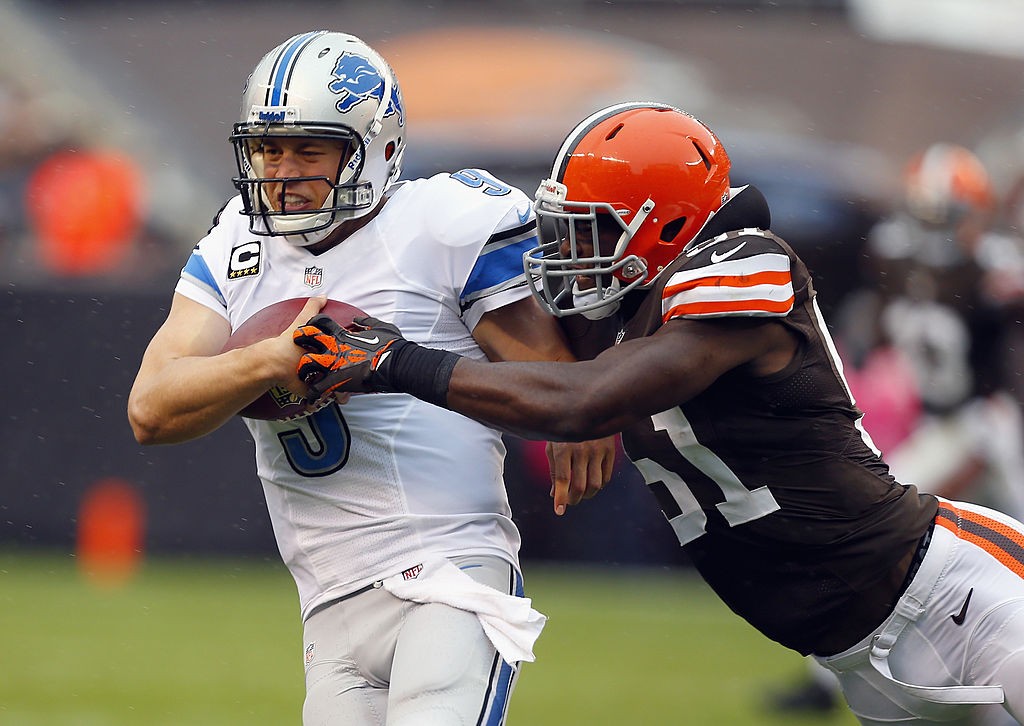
[{"xmin": 294, "ymin": 315, "xmax": 406, "ymax": 398}]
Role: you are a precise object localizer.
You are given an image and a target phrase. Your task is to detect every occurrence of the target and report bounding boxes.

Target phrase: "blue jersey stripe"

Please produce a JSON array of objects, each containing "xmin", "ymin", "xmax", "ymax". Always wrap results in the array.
[
  {"xmin": 269, "ymin": 31, "xmax": 322, "ymax": 106},
  {"xmin": 181, "ymin": 251, "xmax": 223, "ymax": 301},
  {"xmin": 462, "ymin": 235, "xmax": 538, "ymax": 300}
]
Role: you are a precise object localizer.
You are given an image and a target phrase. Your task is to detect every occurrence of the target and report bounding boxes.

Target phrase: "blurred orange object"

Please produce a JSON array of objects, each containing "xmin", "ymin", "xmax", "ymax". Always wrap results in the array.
[
  {"xmin": 76, "ymin": 477, "xmax": 146, "ymax": 586},
  {"xmin": 25, "ymin": 148, "xmax": 144, "ymax": 275}
]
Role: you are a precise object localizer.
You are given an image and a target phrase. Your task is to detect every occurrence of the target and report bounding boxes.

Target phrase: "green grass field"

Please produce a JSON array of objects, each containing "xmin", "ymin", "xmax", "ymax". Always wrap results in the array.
[{"xmin": 0, "ymin": 549, "xmax": 858, "ymax": 725}]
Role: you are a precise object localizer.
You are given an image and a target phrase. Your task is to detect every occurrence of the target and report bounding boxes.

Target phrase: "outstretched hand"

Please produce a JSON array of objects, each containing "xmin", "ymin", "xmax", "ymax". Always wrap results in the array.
[
  {"xmin": 294, "ymin": 315, "xmax": 407, "ymax": 399},
  {"xmin": 546, "ymin": 436, "xmax": 617, "ymax": 516}
]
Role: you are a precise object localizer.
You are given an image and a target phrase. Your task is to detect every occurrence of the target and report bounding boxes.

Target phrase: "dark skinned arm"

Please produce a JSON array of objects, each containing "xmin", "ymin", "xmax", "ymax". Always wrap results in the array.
[
  {"xmin": 445, "ymin": 316, "xmax": 798, "ymax": 442},
  {"xmin": 468, "ymin": 295, "xmax": 618, "ymax": 513},
  {"xmin": 295, "ymin": 313, "xmax": 799, "ymax": 455}
]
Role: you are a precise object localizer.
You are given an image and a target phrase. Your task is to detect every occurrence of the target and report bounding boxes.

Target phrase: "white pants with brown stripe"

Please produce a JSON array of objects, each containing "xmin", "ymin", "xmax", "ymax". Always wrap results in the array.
[
  {"xmin": 817, "ymin": 498, "xmax": 1024, "ymax": 725},
  {"xmin": 302, "ymin": 555, "xmax": 522, "ymax": 726}
]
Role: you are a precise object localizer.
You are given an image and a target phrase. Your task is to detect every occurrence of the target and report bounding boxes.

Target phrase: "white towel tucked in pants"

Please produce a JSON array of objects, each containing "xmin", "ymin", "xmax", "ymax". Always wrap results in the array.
[{"xmin": 381, "ymin": 555, "xmax": 547, "ymax": 664}]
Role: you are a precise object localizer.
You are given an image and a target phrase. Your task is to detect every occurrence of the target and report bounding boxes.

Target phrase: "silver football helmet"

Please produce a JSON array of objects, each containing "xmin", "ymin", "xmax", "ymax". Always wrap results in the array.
[{"xmin": 230, "ymin": 31, "xmax": 406, "ymax": 246}]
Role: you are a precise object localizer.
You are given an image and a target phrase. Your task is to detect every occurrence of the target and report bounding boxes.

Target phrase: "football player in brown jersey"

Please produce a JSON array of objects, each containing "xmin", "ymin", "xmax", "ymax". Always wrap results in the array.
[{"xmin": 293, "ymin": 103, "xmax": 1024, "ymax": 725}]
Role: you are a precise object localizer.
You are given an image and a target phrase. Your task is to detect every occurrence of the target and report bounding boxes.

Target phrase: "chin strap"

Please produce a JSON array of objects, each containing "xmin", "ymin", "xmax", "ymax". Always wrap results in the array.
[{"xmin": 572, "ymin": 279, "xmax": 621, "ymax": 320}]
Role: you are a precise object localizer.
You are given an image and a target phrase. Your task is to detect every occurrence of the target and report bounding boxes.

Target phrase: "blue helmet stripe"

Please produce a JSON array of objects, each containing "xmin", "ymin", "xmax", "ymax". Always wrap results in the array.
[{"xmin": 268, "ymin": 31, "xmax": 323, "ymax": 107}]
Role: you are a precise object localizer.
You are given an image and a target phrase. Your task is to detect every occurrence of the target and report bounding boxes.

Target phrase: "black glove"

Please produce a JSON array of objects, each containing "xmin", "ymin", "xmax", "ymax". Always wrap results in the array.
[{"xmin": 293, "ymin": 315, "xmax": 407, "ymax": 399}]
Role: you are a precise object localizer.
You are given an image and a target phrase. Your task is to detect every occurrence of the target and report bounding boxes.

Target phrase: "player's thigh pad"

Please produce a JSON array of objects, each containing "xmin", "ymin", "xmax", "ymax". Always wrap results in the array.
[
  {"xmin": 387, "ymin": 554, "xmax": 523, "ymax": 726},
  {"xmin": 302, "ymin": 584, "xmax": 406, "ymax": 726}
]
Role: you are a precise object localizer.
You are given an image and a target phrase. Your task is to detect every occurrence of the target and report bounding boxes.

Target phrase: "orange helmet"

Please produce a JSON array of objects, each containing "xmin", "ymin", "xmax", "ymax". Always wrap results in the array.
[
  {"xmin": 526, "ymin": 103, "xmax": 731, "ymax": 317},
  {"xmin": 903, "ymin": 143, "xmax": 995, "ymax": 225}
]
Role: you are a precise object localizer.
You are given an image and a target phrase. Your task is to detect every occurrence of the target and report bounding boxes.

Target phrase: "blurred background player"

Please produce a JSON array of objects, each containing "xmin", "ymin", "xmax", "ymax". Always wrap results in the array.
[
  {"xmin": 128, "ymin": 30, "xmax": 613, "ymax": 725},
  {"xmin": 865, "ymin": 143, "xmax": 1024, "ymax": 518},
  {"xmin": 772, "ymin": 144, "xmax": 1024, "ymax": 723}
]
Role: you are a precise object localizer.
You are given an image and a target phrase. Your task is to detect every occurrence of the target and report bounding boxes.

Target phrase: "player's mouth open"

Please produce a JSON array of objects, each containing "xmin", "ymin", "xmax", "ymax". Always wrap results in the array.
[
  {"xmin": 574, "ymin": 274, "xmax": 597, "ymax": 290},
  {"xmin": 281, "ymin": 193, "xmax": 312, "ymax": 211}
]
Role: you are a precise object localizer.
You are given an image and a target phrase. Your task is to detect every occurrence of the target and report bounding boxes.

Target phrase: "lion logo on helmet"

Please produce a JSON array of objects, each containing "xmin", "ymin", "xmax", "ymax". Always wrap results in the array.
[{"xmin": 328, "ymin": 52, "xmax": 405, "ymax": 126}]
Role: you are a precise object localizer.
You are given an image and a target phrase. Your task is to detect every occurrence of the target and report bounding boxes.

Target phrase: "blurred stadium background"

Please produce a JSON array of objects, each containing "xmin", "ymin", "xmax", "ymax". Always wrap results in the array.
[{"xmin": 3, "ymin": 0, "xmax": 1024, "ymax": 723}]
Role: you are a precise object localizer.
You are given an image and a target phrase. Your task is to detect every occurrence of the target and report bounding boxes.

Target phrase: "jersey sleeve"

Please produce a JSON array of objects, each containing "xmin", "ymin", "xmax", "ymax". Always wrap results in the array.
[
  {"xmin": 417, "ymin": 169, "xmax": 537, "ymax": 331},
  {"xmin": 662, "ymin": 231, "xmax": 795, "ymax": 322},
  {"xmin": 172, "ymin": 199, "xmax": 241, "ymax": 323},
  {"xmin": 459, "ymin": 201, "xmax": 537, "ymax": 329}
]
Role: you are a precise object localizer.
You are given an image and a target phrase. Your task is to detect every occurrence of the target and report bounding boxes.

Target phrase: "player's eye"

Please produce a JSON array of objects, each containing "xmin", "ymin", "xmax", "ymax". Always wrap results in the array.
[{"xmin": 574, "ymin": 221, "xmax": 595, "ymax": 242}]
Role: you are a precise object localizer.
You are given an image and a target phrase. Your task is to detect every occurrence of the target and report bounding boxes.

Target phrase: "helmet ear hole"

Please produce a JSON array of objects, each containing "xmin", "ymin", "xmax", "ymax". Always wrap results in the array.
[
  {"xmin": 384, "ymin": 141, "xmax": 396, "ymax": 161},
  {"xmin": 691, "ymin": 140, "xmax": 713, "ymax": 172},
  {"xmin": 660, "ymin": 216, "xmax": 687, "ymax": 243}
]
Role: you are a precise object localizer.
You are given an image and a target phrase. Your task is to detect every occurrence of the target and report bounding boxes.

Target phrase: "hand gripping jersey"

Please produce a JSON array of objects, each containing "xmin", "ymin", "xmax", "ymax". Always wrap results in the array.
[
  {"xmin": 570, "ymin": 217, "xmax": 938, "ymax": 656},
  {"xmin": 176, "ymin": 170, "xmax": 536, "ymax": 619}
]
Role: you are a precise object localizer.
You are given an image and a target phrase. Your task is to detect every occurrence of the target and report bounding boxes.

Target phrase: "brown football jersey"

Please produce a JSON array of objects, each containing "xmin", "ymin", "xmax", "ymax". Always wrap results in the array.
[{"xmin": 566, "ymin": 227, "xmax": 937, "ymax": 655}]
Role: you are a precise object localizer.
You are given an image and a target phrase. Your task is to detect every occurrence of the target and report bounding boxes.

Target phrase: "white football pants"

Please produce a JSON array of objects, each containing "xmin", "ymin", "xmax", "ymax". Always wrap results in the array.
[
  {"xmin": 817, "ymin": 499, "xmax": 1024, "ymax": 725},
  {"xmin": 302, "ymin": 554, "xmax": 523, "ymax": 726}
]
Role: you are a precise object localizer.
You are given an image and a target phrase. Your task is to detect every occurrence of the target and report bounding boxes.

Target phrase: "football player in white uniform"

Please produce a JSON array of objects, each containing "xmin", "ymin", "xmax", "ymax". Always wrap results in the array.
[{"xmin": 128, "ymin": 31, "xmax": 614, "ymax": 726}]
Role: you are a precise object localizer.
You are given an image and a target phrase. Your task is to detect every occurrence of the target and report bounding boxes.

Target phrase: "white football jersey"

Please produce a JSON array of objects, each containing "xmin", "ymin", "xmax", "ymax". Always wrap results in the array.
[{"xmin": 175, "ymin": 170, "xmax": 538, "ymax": 619}]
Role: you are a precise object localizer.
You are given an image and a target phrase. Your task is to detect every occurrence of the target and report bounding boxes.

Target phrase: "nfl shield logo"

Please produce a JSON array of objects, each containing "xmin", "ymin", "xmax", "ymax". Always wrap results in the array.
[{"xmin": 303, "ymin": 266, "xmax": 323, "ymax": 289}]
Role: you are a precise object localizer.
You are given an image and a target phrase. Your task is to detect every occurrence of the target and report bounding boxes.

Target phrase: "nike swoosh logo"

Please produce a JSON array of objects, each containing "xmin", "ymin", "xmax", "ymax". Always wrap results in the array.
[
  {"xmin": 950, "ymin": 588, "xmax": 974, "ymax": 625},
  {"xmin": 324, "ymin": 378, "xmax": 353, "ymax": 394},
  {"xmin": 345, "ymin": 333, "xmax": 380, "ymax": 345},
  {"xmin": 710, "ymin": 241, "xmax": 747, "ymax": 263},
  {"xmin": 517, "ymin": 207, "xmax": 532, "ymax": 225}
]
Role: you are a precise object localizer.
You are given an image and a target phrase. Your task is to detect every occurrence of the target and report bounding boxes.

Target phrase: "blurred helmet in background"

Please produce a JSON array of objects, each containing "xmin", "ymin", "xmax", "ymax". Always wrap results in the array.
[
  {"xmin": 230, "ymin": 30, "xmax": 405, "ymax": 247},
  {"xmin": 903, "ymin": 143, "xmax": 994, "ymax": 227},
  {"xmin": 527, "ymin": 102, "xmax": 731, "ymax": 317}
]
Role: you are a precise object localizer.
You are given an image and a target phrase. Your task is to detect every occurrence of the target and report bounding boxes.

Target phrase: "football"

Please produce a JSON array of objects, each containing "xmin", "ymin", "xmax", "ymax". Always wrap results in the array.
[{"xmin": 221, "ymin": 297, "xmax": 367, "ymax": 421}]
